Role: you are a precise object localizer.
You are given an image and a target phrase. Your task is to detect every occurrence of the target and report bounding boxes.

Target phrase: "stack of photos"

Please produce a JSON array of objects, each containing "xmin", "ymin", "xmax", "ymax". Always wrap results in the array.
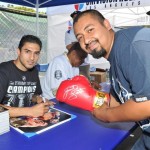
[{"xmin": 0, "ymin": 106, "xmax": 10, "ymax": 135}]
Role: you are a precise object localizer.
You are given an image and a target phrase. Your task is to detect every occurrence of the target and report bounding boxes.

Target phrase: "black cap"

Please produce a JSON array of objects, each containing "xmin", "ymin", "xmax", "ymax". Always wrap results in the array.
[
  {"xmin": 146, "ymin": 11, "xmax": 150, "ymax": 16},
  {"xmin": 70, "ymin": 11, "xmax": 81, "ymax": 18}
]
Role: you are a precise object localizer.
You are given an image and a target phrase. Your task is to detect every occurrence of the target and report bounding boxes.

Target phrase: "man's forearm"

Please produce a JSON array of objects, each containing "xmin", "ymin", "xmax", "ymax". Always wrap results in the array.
[
  {"xmin": 2, "ymin": 105, "xmax": 32, "ymax": 117},
  {"xmin": 1, "ymin": 101, "xmax": 52, "ymax": 118},
  {"xmin": 106, "ymin": 99, "xmax": 150, "ymax": 122},
  {"xmin": 109, "ymin": 94, "xmax": 120, "ymax": 107}
]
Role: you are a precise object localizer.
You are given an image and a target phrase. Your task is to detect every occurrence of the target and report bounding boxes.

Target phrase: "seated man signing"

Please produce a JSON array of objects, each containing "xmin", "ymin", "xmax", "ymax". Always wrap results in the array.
[
  {"xmin": 0, "ymin": 35, "xmax": 54, "ymax": 118},
  {"xmin": 41, "ymin": 42, "xmax": 88, "ymax": 99}
]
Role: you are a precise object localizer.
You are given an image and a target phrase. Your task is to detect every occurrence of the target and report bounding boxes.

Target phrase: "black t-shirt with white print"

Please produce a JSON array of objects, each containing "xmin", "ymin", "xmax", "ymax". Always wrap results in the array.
[{"xmin": 0, "ymin": 60, "xmax": 42, "ymax": 107}]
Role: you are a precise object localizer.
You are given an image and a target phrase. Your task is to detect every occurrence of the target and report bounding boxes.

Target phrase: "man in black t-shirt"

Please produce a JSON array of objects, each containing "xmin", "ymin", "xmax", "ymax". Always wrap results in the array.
[{"xmin": 0, "ymin": 35, "xmax": 54, "ymax": 117}]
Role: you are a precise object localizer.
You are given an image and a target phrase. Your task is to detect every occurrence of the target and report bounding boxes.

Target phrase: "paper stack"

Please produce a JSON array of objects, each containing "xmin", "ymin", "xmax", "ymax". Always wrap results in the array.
[{"xmin": 0, "ymin": 106, "xmax": 10, "ymax": 135}]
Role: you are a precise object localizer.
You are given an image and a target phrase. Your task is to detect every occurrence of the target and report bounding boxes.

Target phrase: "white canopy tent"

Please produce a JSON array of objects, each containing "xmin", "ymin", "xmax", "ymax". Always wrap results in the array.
[
  {"xmin": 1, "ymin": 0, "xmax": 99, "ymax": 36},
  {"xmin": 46, "ymin": 0, "xmax": 150, "ymax": 69},
  {"xmin": 22, "ymin": 0, "xmax": 52, "ymax": 36},
  {"xmin": 101, "ymin": 6, "xmax": 150, "ymax": 27}
]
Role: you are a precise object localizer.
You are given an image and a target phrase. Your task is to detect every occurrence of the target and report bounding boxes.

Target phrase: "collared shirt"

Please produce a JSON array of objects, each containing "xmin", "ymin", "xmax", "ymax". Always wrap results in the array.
[{"xmin": 41, "ymin": 53, "xmax": 79, "ymax": 99}]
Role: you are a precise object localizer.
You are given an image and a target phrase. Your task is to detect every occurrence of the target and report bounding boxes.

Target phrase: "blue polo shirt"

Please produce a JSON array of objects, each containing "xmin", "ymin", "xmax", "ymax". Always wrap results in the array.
[{"xmin": 108, "ymin": 26, "xmax": 150, "ymax": 132}]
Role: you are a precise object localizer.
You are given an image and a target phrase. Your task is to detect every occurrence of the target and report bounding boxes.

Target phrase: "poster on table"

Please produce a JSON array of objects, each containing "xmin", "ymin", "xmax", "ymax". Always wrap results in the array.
[{"xmin": 10, "ymin": 107, "xmax": 76, "ymax": 138}]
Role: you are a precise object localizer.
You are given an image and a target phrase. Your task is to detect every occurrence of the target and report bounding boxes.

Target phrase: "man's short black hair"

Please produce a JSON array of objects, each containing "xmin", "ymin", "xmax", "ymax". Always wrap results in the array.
[
  {"xmin": 18, "ymin": 35, "xmax": 42, "ymax": 51},
  {"xmin": 70, "ymin": 11, "xmax": 81, "ymax": 18},
  {"xmin": 73, "ymin": 9, "xmax": 105, "ymax": 26}
]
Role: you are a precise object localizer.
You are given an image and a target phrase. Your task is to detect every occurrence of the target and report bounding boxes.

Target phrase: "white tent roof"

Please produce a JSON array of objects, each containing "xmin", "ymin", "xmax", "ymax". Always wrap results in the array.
[
  {"xmin": 100, "ymin": 6, "xmax": 150, "ymax": 27},
  {"xmin": 46, "ymin": 0, "xmax": 150, "ymax": 68}
]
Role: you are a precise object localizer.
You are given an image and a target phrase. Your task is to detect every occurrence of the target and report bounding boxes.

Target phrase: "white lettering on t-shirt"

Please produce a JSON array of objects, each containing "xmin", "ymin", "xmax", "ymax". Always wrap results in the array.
[{"xmin": 7, "ymin": 86, "xmax": 36, "ymax": 93}]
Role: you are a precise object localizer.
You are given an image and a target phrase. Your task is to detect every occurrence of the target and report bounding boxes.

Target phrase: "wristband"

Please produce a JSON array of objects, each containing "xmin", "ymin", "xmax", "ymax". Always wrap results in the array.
[{"xmin": 93, "ymin": 91, "xmax": 110, "ymax": 108}]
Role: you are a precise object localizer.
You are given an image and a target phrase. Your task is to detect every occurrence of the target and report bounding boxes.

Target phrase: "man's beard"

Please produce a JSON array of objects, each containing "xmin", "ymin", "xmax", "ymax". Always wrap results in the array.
[{"xmin": 90, "ymin": 49, "xmax": 107, "ymax": 59}]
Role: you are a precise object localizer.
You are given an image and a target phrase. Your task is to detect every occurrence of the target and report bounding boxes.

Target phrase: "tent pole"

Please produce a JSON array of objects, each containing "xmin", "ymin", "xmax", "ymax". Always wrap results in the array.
[
  {"xmin": 36, "ymin": 0, "xmax": 39, "ymax": 36},
  {"xmin": 40, "ymin": 0, "xmax": 52, "ymax": 6},
  {"xmin": 35, "ymin": 0, "xmax": 52, "ymax": 36},
  {"xmin": 23, "ymin": 0, "xmax": 39, "ymax": 36},
  {"xmin": 23, "ymin": 0, "xmax": 52, "ymax": 37}
]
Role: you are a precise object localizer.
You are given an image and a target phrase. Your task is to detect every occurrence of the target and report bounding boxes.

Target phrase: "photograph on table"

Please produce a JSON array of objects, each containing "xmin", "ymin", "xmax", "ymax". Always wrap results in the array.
[{"xmin": 10, "ymin": 107, "xmax": 75, "ymax": 138}]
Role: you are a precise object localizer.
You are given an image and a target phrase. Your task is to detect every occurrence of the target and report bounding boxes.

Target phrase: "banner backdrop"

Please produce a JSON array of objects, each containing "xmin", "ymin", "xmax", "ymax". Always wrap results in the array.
[
  {"xmin": 47, "ymin": 0, "xmax": 150, "ymax": 67},
  {"xmin": 47, "ymin": 0, "xmax": 150, "ymax": 15}
]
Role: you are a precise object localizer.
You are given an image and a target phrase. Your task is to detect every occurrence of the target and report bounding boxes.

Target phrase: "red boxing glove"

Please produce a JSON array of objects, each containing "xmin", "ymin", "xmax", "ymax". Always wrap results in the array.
[{"xmin": 56, "ymin": 75, "xmax": 110, "ymax": 111}]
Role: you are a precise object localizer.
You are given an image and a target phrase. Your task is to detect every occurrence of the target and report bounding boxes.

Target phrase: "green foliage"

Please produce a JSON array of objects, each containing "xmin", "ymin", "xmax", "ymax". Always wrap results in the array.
[
  {"xmin": 6, "ymin": 4, "xmax": 46, "ymax": 14},
  {"xmin": 8, "ymin": 5, "xmax": 35, "ymax": 13}
]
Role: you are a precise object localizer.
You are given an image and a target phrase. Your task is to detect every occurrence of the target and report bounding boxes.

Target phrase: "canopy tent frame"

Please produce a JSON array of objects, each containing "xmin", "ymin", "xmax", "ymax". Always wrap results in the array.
[
  {"xmin": 0, "ymin": 0, "xmax": 96, "ymax": 36},
  {"xmin": 22, "ymin": 0, "xmax": 52, "ymax": 36}
]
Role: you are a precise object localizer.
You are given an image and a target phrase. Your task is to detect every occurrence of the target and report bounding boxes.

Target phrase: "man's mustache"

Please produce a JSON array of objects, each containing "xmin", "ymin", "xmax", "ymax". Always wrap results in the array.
[{"xmin": 85, "ymin": 40, "xmax": 97, "ymax": 50}]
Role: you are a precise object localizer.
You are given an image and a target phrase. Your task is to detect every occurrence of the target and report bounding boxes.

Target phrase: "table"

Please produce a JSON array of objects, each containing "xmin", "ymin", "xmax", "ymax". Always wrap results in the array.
[{"xmin": 0, "ymin": 99, "xmax": 137, "ymax": 150}]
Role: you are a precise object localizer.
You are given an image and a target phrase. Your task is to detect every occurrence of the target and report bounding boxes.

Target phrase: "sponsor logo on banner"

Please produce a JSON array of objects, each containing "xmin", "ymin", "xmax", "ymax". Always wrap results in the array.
[
  {"xmin": 74, "ymin": 3, "xmax": 84, "ymax": 11},
  {"xmin": 67, "ymin": 3, "xmax": 84, "ymax": 30},
  {"xmin": 47, "ymin": 0, "xmax": 150, "ymax": 15},
  {"xmin": 85, "ymin": 0, "xmax": 148, "ymax": 10}
]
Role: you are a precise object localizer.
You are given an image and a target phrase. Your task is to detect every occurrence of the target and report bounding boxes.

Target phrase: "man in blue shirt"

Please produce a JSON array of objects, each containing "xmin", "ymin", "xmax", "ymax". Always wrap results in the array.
[{"xmin": 74, "ymin": 9, "xmax": 150, "ymax": 149}]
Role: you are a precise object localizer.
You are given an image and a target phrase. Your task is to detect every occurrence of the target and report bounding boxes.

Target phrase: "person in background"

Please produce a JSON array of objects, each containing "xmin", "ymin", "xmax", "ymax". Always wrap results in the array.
[
  {"xmin": 65, "ymin": 10, "xmax": 92, "ymax": 81},
  {"xmin": 0, "ymin": 35, "xmax": 54, "ymax": 117},
  {"xmin": 73, "ymin": 9, "xmax": 150, "ymax": 149},
  {"xmin": 41, "ymin": 42, "xmax": 88, "ymax": 99},
  {"xmin": 65, "ymin": 11, "xmax": 81, "ymax": 51}
]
